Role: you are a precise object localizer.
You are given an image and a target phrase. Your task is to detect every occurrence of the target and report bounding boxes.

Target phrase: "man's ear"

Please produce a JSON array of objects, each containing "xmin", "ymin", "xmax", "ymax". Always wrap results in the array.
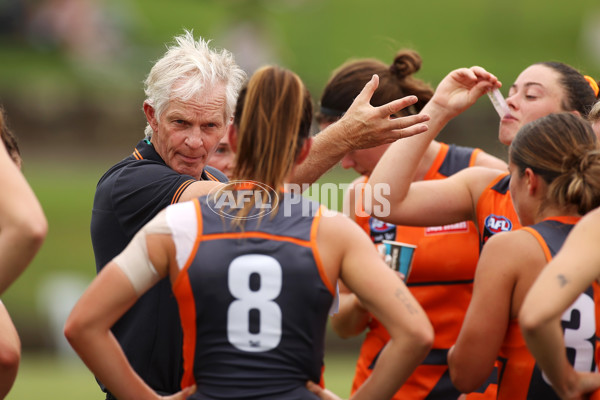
[
  {"xmin": 296, "ymin": 137, "xmax": 313, "ymax": 165},
  {"xmin": 228, "ymin": 123, "xmax": 238, "ymax": 153},
  {"xmin": 143, "ymin": 102, "xmax": 158, "ymax": 133}
]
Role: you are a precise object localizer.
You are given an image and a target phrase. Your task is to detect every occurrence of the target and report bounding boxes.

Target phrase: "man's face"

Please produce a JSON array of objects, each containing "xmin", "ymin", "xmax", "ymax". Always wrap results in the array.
[{"xmin": 146, "ymin": 83, "xmax": 228, "ymax": 179}]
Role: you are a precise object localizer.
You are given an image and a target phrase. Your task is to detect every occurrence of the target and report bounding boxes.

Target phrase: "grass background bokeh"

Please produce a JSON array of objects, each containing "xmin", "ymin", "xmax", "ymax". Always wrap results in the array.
[{"xmin": 1, "ymin": 0, "xmax": 600, "ymax": 398}]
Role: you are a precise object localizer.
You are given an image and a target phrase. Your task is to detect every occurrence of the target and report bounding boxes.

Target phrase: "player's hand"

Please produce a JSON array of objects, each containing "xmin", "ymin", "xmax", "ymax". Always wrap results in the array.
[
  {"xmin": 556, "ymin": 371, "xmax": 600, "ymax": 400},
  {"xmin": 333, "ymin": 74, "xmax": 430, "ymax": 151},
  {"xmin": 306, "ymin": 381, "xmax": 344, "ymax": 400},
  {"xmin": 429, "ymin": 66, "xmax": 500, "ymax": 118},
  {"xmin": 161, "ymin": 384, "xmax": 196, "ymax": 400}
]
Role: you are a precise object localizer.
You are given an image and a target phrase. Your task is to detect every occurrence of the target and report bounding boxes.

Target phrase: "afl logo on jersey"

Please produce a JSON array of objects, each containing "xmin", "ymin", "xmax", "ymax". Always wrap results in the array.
[
  {"xmin": 484, "ymin": 214, "xmax": 513, "ymax": 234},
  {"xmin": 481, "ymin": 214, "xmax": 513, "ymax": 247},
  {"xmin": 369, "ymin": 218, "xmax": 396, "ymax": 243},
  {"xmin": 370, "ymin": 218, "xmax": 395, "ymax": 233}
]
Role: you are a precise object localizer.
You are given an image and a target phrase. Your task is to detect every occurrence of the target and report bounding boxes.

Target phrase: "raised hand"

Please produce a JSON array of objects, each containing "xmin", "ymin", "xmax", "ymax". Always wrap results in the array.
[
  {"xmin": 428, "ymin": 66, "xmax": 501, "ymax": 119},
  {"xmin": 334, "ymin": 74, "xmax": 430, "ymax": 150}
]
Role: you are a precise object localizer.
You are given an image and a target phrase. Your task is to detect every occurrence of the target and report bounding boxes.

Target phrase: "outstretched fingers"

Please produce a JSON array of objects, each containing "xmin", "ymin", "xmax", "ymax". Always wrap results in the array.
[
  {"xmin": 388, "ymin": 120, "xmax": 430, "ymax": 141},
  {"xmin": 352, "ymin": 74, "xmax": 380, "ymax": 107},
  {"xmin": 378, "ymin": 95, "xmax": 419, "ymax": 118}
]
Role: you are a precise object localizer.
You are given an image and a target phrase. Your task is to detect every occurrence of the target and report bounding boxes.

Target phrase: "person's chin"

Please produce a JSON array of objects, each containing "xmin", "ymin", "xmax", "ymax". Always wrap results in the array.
[
  {"xmin": 176, "ymin": 166, "xmax": 203, "ymax": 179},
  {"xmin": 498, "ymin": 126, "xmax": 517, "ymax": 146}
]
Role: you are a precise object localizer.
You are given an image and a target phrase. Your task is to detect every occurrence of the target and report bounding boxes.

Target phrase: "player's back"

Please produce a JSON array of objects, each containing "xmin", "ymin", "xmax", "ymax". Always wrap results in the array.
[{"xmin": 168, "ymin": 192, "xmax": 334, "ymax": 399}]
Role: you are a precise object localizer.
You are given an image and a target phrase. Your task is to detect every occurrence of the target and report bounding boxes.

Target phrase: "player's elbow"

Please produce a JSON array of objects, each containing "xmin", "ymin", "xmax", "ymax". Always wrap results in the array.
[
  {"xmin": 450, "ymin": 370, "xmax": 481, "ymax": 394},
  {"xmin": 448, "ymin": 355, "xmax": 490, "ymax": 393},
  {"xmin": 518, "ymin": 303, "xmax": 549, "ymax": 340},
  {"xmin": 19, "ymin": 213, "xmax": 48, "ymax": 251},
  {"xmin": 63, "ymin": 312, "xmax": 89, "ymax": 351},
  {"xmin": 404, "ymin": 317, "xmax": 434, "ymax": 357},
  {"xmin": 0, "ymin": 339, "xmax": 20, "ymax": 374}
]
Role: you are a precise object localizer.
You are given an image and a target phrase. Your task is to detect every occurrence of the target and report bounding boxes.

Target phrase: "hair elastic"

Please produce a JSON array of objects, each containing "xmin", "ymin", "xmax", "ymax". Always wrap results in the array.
[
  {"xmin": 318, "ymin": 106, "xmax": 346, "ymax": 117},
  {"xmin": 584, "ymin": 75, "xmax": 599, "ymax": 97}
]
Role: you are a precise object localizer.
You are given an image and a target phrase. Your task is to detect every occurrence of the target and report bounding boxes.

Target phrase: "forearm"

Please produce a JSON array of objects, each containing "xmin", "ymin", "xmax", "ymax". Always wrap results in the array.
[
  {"xmin": 66, "ymin": 327, "xmax": 159, "ymax": 400},
  {"xmin": 290, "ymin": 124, "xmax": 352, "ymax": 187},
  {"xmin": 0, "ymin": 224, "xmax": 46, "ymax": 294},
  {"xmin": 521, "ymin": 318, "xmax": 577, "ymax": 397},
  {"xmin": 351, "ymin": 333, "xmax": 430, "ymax": 400},
  {"xmin": 0, "ymin": 303, "xmax": 20, "ymax": 399},
  {"xmin": 0, "ymin": 161, "xmax": 47, "ymax": 295},
  {"xmin": 367, "ymin": 102, "xmax": 453, "ymax": 210},
  {"xmin": 64, "ymin": 265, "xmax": 166, "ymax": 400},
  {"xmin": 330, "ymin": 293, "xmax": 370, "ymax": 339}
]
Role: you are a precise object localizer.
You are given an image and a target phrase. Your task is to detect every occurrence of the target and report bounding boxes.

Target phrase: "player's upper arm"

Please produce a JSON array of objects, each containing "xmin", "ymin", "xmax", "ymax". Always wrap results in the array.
[
  {"xmin": 473, "ymin": 150, "xmax": 507, "ymax": 170},
  {"xmin": 321, "ymin": 214, "xmax": 431, "ymax": 341},
  {"xmin": 374, "ymin": 167, "xmax": 499, "ymax": 228},
  {"xmin": 449, "ymin": 230, "xmax": 523, "ymax": 392},
  {"xmin": 179, "ymin": 181, "xmax": 224, "ymax": 203}
]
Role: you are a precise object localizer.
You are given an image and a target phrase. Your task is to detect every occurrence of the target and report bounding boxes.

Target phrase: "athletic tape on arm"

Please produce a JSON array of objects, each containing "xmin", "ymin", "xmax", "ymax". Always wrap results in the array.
[{"xmin": 113, "ymin": 211, "xmax": 172, "ymax": 295}]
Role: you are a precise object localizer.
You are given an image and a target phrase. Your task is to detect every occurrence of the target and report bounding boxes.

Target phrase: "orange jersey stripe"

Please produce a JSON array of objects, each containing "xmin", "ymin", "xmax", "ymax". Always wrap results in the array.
[
  {"xmin": 521, "ymin": 227, "xmax": 552, "ymax": 262},
  {"xmin": 171, "ymin": 180, "xmax": 195, "ymax": 204},
  {"xmin": 204, "ymin": 170, "xmax": 219, "ymax": 182},
  {"xmin": 310, "ymin": 206, "xmax": 335, "ymax": 296},
  {"xmin": 200, "ymin": 231, "xmax": 313, "ymax": 249},
  {"xmin": 133, "ymin": 148, "xmax": 143, "ymax": 160},
  {"xmin": 172, "ymin": 198, "xmax": 204, "ymax": 389},
  {"xmin": 469, "ymin": 148, "xmax": 482, "ymax": 166}
]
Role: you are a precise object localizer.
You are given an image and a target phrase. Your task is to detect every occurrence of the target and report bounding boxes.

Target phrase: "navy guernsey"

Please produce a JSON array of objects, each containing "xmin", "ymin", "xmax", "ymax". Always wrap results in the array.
[{"xmin": 90, "ymin": 138, "xmax": 227, "ymax": 397}]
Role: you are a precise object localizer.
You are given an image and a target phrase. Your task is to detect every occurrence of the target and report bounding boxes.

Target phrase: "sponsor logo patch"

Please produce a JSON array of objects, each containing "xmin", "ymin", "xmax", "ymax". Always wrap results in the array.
[{"xmin": 424, "ymin": 221, "xmax": 469, "ymax": 235}]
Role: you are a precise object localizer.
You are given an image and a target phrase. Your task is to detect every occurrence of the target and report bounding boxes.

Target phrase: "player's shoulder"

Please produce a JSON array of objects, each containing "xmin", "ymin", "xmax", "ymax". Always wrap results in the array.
[{"xmin": 202, "ymin": 166, "xmax": 228, "ymax": 183}]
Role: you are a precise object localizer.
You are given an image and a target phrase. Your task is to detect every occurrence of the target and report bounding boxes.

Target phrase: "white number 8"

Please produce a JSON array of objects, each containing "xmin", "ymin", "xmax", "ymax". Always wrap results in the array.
[{"xmin": 227, "ymin": 254, "xmax": 283, "ymax": 352}]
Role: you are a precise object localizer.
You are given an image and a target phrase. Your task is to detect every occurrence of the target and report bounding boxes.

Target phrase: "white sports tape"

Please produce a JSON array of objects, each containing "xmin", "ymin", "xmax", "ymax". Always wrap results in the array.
[{"xmin": 113, "ymin": 210, "xmax": 172, "ymax": 295}]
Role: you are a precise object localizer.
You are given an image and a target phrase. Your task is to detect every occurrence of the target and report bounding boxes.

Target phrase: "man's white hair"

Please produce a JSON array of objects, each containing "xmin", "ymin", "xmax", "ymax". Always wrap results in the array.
[{"xmin": 143, "ymin": 30, "xmax": 247, "ymax": 137}]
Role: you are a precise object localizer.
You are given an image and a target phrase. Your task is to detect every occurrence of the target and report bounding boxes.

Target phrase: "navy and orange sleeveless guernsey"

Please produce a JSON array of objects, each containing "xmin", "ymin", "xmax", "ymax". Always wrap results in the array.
[
  {"xmin": 353, "ymin": 143, "xmax": 497, "ymax": 399},
  {"xmin": 497, "ymin": 216, "xmax": 598, "ymax": 400},
  {"xmin": 168, "ymin": 192, "xmax": 335, "ymax": 399},
  {"xmin": 476, "ymin": 172, "xmax": 521, "ymax": 249},
  {"xmin": 90, "ymin": 138, "xmax": 227, "ymax": 397}
]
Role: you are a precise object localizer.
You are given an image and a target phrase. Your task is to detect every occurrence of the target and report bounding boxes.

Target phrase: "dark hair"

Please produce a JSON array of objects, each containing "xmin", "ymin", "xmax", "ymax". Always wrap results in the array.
[
  {"xmin": 316, "ymin": 49, "xmax": 433, "ymax": 125},
  {"xmin": 0, "ymin": 106, "xmax": 21, "ymax": 165},
  {"xmin": 537, "ymin": 62, "xmax": 597, "ymax": 116},
  {"xmin": 509, "ymin": 112, "xmax": 600, "ymax": 215}
]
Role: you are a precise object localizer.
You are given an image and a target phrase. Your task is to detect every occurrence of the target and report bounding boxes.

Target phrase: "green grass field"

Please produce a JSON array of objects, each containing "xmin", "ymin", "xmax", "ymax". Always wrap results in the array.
[
  {"xmin": 3, "ymin": 2, "xmax": 599, "ymax": 396},
  {"xmin": 9, "ymin": 349, "xmax": 360, "ymax": 399},
  {"xmin": 4, "ymin": 160, "xmax": 359, "ymax": 399}
]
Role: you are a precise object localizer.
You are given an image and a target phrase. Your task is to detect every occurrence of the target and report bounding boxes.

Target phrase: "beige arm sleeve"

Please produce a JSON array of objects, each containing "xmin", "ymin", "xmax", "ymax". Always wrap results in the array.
[{"xmin": 112, "ymin": 211, "xmax": 172, "ymax": 295}]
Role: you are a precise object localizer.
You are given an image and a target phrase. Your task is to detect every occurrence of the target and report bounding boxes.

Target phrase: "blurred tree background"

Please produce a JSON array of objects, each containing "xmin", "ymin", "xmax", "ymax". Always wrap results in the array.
[{"xmin": 0, "ymin": 0, "xmax": 599, "ymax": 396}]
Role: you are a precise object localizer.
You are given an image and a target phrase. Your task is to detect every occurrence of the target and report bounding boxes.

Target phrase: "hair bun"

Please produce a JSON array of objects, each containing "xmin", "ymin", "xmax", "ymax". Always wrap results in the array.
[
  {"xmin": 389, "ymin": 50, "xmax": 422, "ymax": 79},
  {"xmin": 562, "ymin": 147, "xmax": 600, "ymax": 175}
]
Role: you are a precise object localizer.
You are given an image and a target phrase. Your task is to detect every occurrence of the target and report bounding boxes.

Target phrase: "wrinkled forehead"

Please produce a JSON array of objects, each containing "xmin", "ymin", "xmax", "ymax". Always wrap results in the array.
[{"xmin": 168, "ymin": 82, "xmax": 228, "ymax": 117}]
